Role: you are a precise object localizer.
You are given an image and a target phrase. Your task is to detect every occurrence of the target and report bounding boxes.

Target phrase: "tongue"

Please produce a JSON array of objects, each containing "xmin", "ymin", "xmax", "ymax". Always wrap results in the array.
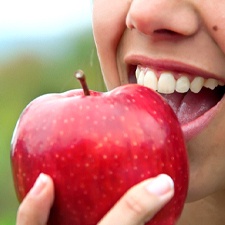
[{"xmin": 161, "ymin": 88, "xmax": 222, "ymax": 125}]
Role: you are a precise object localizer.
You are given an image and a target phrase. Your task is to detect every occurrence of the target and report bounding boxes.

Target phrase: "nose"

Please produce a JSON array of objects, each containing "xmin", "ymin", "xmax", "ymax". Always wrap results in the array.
[{"xmin": 126, "ymin": 0, "xmax": 199, "ymax": 37}]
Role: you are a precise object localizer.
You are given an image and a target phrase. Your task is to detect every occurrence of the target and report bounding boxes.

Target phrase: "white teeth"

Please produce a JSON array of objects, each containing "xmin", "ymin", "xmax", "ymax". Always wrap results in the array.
[
  {"xmin": 204, "ymin": 78, "xmax": 218, "ymax": 90},
  {"xmin": 176, "ymin": 76, "xmax": 190, "ymax": 93},
  {"xmin": 137, "ymin": 70, "xmax": 145, "ymax": 85},
  {"xmin": 190, "ymin": 77, "xmax": 204, "ymax": 93},
  {"xmin": 136, "ymin": 67, "xmax": 224, "ymax": 94},
  {"xmin": 144, "ymin": 70, "xmax": 158, "ymax": 91},
  {"xmin": 158, "ymin": 72, "xmax": 176, "ymax": 94},
  {"xmin": 135, "ymin": 67, "xmax": 141, "ymax": 80}
]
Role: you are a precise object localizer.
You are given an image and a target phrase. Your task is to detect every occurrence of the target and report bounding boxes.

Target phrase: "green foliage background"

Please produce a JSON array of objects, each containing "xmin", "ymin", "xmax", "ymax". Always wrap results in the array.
[{"xmin": 0, "ymin": 26, "xmax": 105, "ymax": 224}]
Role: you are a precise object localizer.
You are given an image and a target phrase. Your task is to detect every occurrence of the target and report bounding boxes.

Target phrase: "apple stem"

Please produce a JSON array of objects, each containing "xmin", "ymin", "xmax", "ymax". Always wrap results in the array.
[{"xmin": 75, "ymin": 70, "xmax": 90, "ymax": 96}]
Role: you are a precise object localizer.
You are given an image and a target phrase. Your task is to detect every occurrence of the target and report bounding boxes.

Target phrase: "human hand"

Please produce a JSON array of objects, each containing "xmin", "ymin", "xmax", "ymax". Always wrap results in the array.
[
  {"xmin": 16, "ymin": 173, "xmax": 54, "ymax": 225},
  {"xmin": 98, "ymin": 174, "xmax": 174, "ymax": 225},
  {"xmin": 16, "ymin": 173, "xmax": 174, "ymax": 225}
]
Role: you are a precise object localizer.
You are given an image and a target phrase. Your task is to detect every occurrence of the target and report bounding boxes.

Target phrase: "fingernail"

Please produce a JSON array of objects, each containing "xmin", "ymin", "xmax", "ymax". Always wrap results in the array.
[
  {"xmin": 30, "ymin": 173, "xmax": 49, "ymax": 196},
  {"xmin": 146, "ymin": 174, "xmax": 174, "ymax": 196}
]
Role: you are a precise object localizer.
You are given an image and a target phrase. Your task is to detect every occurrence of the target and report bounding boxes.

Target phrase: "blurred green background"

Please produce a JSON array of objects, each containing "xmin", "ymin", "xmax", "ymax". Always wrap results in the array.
[{"xmin": 0, "ymin": 1, "xmax": 105, "ymax": 224}]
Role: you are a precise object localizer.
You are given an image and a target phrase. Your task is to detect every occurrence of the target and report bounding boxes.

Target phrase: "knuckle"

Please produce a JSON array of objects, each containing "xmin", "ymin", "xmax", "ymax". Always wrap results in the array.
[{"xmin": 123, "ymin": 189, "xmax": 149, "ymax": 217}]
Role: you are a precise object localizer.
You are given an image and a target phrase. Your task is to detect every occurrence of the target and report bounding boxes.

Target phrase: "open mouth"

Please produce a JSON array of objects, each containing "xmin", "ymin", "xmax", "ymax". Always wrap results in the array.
[{"xmin": 128, "ymin": 65, "xmax": 225, "ymax": 128}]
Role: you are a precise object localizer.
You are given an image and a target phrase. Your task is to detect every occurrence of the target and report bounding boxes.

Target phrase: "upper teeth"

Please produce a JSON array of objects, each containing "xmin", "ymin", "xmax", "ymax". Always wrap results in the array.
[{"xmin": 136, "ymin": 67, "xmax": 224, "ymax": 94}]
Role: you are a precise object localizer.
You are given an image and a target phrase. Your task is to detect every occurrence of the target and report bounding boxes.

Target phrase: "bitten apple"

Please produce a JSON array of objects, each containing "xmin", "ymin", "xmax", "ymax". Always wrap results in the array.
[{"xmin": 11, "ymin": 71, "xmax": 188, "ymax": 225}]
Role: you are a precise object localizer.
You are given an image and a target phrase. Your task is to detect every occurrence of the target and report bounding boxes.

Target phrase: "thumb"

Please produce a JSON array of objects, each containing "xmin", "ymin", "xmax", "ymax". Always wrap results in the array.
[
  {"xmin": 16, "ymin": 173, "xmax": 54, "ymax": 225},
  {"xmin": 98, "ymin": 174, "xmax": 174, "ymax": 225}
]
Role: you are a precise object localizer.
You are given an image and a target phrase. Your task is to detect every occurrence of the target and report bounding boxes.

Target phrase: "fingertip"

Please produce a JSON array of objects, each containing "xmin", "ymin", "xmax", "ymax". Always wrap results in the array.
[
  {"xmin": 145, "ymin": 174, "xmax": 174, "ymax": 197},
  {"xmin": 30, "ymin": 173, "xmax": 52, "ymax": 196}
]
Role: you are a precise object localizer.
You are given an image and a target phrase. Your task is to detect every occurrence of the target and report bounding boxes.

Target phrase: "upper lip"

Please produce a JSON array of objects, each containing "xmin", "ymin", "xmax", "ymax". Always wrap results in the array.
[{"xmin": 125, "ymin": 55, "xmax": 225, "ymax": 82}]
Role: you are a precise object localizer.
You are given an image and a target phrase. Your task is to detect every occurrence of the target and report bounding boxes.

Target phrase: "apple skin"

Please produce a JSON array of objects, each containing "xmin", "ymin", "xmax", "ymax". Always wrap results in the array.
[{"xmin": 11, "ymin": 84, "xmax": 188, "ymax": 225}]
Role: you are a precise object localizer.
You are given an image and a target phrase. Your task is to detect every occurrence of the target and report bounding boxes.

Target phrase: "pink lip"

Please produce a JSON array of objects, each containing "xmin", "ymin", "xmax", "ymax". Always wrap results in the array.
[{"xmin": 125, "ymin": 55, "xmax": 225, "ymax": 141}]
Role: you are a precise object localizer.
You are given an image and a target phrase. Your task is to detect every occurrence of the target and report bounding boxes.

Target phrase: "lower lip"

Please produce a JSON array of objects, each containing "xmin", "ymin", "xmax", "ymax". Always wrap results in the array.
[{"xmin": 181, "ymin": 95, "xmax": 224, "ymax": 141}]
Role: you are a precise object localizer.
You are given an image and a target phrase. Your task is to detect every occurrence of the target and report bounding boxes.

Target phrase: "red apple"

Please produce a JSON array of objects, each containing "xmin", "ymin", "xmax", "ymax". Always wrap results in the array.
[{"xmin": 11, "ymin": 71, "xmax": 188, "ymax": 225}]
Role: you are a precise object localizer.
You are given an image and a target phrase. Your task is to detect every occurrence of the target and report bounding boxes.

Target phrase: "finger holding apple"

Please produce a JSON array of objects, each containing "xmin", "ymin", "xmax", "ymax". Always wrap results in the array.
[
  {"xmin": 11, "ymin": 71, "xmax": 189, "ymax": 225},
  {"xmin": 98, "ymin": 174, "xmax": 175, "ymax": 225},
  {"xmin": 16, "ymin": 173, "xmax": 174, "ymax": 225},
  {"xmin": 16, "ymin": 173, "xmax": 54, "ymax": 225}
]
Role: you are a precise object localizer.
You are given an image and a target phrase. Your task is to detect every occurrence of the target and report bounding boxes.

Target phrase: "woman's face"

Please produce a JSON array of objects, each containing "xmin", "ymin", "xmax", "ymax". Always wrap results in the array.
[{"xmin": 92, "ymin": 0, "xmax": 225, "ymax": 202}]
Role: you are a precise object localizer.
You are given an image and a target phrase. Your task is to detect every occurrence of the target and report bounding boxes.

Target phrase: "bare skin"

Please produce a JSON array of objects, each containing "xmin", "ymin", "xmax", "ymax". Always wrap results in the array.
[
  {"xmin": 17, "ymin": 0, "xmax": 225, "ymax": 224},
  {"xmin": 93, "ymin": 0, "xmax": 225, "ymax": 224},
  {"xmin": 16, "ymin": 173, "xmax": 174, "ymax": 225}
]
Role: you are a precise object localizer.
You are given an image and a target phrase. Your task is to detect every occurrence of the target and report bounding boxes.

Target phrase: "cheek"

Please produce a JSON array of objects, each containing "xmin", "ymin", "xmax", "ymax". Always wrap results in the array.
[
  {"xmin": 92, "ymin": 1, "xmax": 118, "ymax": 62},
  {"xmin": 200, "ymin": 2, "xmax": 225, "ymax": 55},
  {"xmin": 92, "ymin": 0, "xmax": 130, "ymax": 50},
  {"xmin": 92, "ymin": 0, "xmax": 131, "ymax": 89}
]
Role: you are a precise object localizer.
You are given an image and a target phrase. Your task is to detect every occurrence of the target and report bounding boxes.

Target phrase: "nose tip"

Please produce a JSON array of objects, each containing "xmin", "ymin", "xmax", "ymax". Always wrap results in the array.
[{"xmin": 126, "ymin": 0, "xmax": 199, "ymax": 37}]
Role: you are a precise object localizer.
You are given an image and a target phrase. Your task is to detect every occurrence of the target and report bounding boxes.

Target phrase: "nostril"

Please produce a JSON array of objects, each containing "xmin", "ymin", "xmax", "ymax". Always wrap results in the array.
[
  {"xmin": 152, "ymin": 29, "xmax": 185, "ymax": 41},
  {"xmin": 126, "ymin": 1, "xmax": 199, "ymax": 38},
  {"xmin": 154, "ymin": 29, "xmax": 179, "ymax": 35}
]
